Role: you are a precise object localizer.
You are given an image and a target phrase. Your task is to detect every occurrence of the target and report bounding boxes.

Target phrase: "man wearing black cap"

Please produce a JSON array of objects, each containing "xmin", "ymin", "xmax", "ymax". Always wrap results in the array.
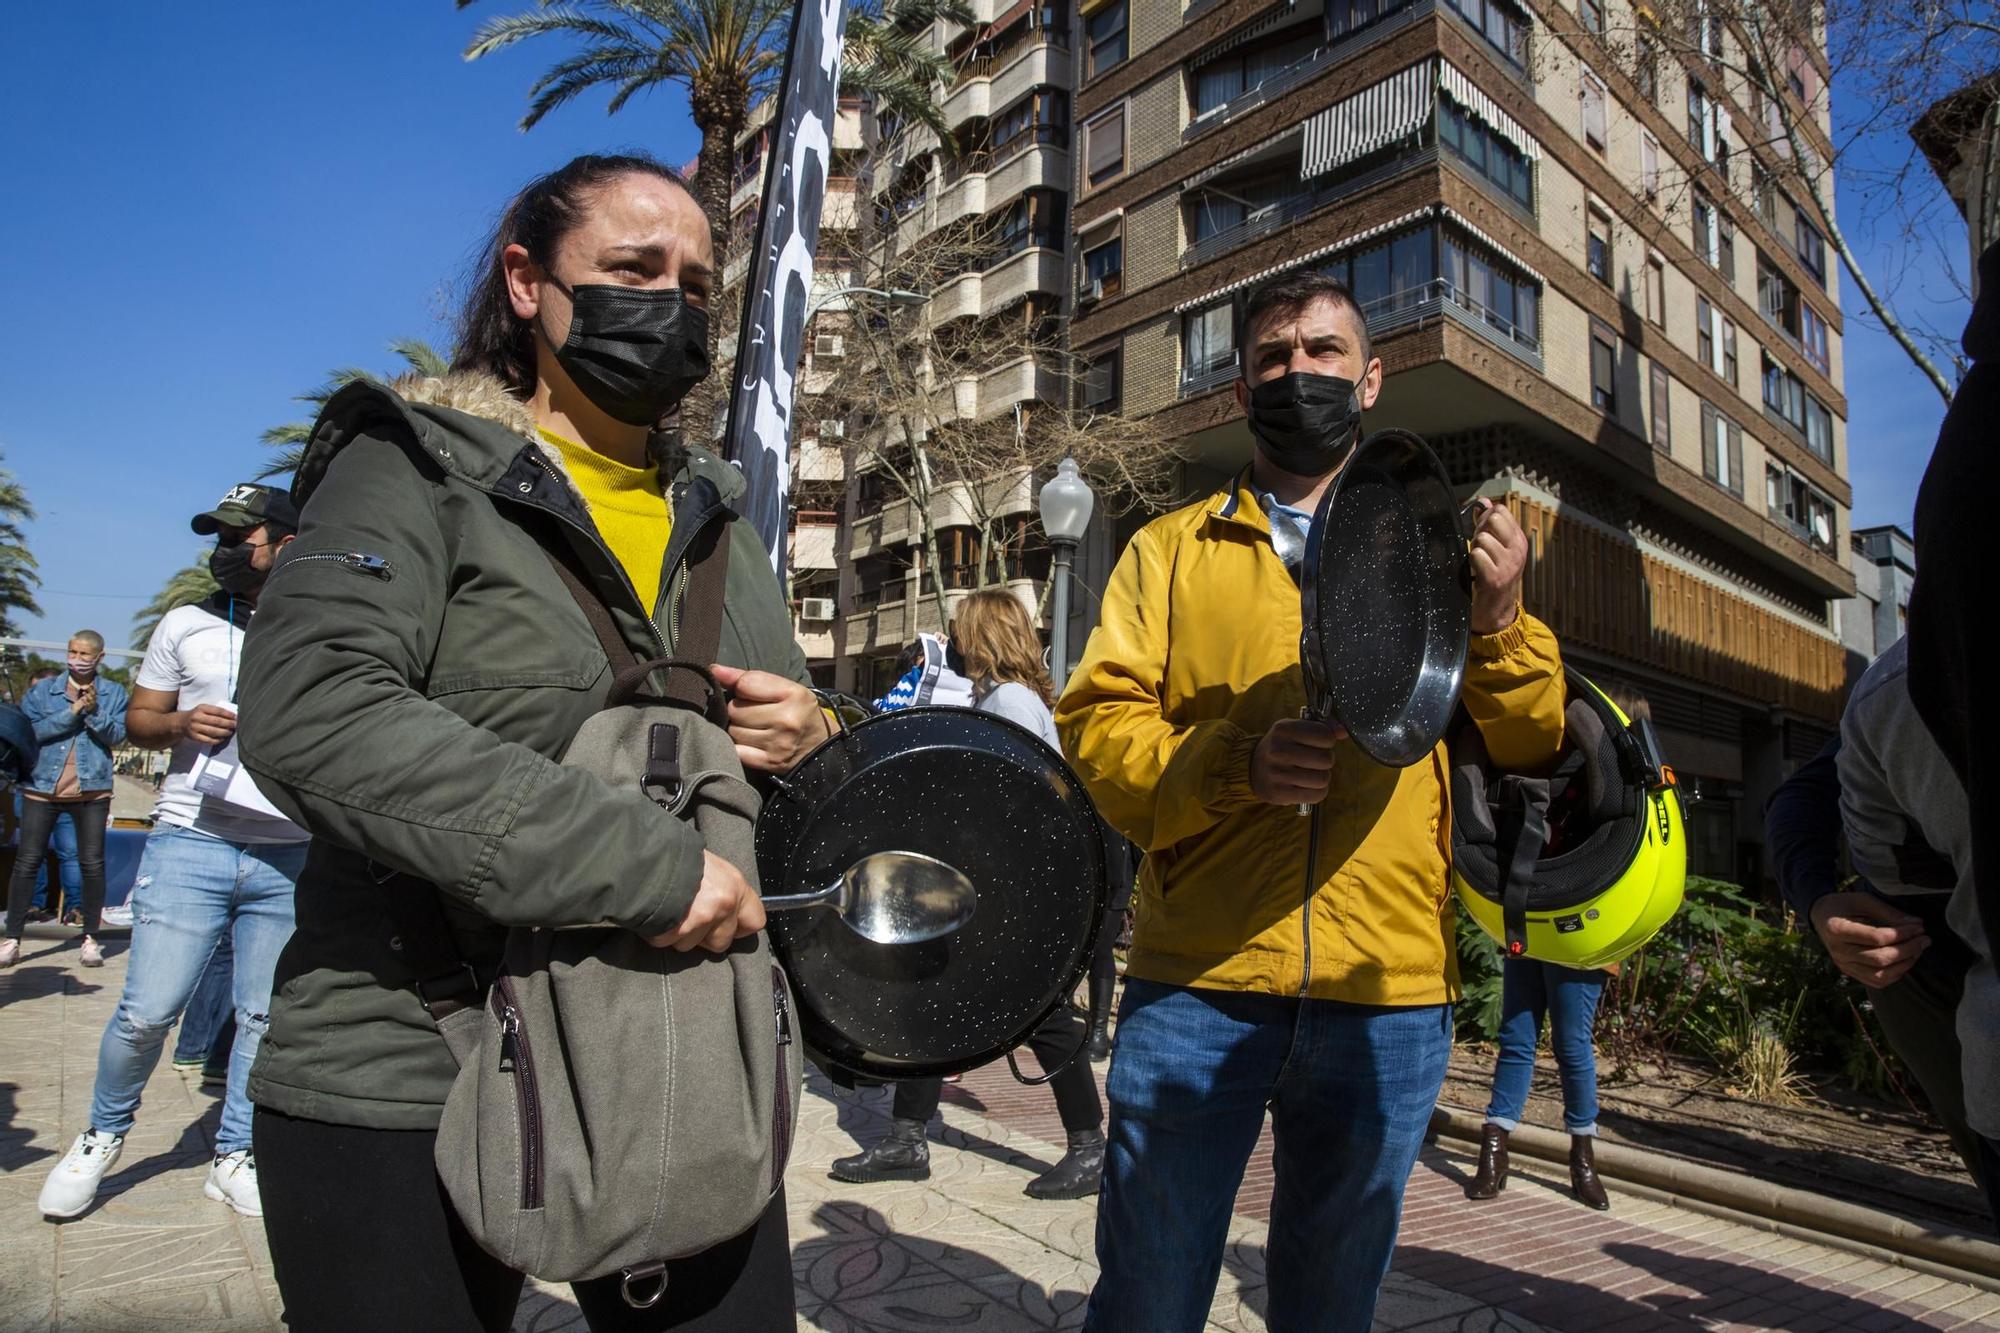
[{"xmin": 36, "ymin": 483, "xmax": 311, "ymax": 1224}]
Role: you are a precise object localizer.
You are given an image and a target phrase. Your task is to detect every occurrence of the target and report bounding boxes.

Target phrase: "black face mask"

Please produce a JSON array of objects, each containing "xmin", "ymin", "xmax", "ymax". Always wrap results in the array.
[
  {"xmin": 544, "ymin": 274, "xmax": 711, "ymax": 427},
  {"xmin": 1247, "ymin": 372, "xmax": 1363, "ymax": 477},
  {"xmin": 209, "ymin": 540, "xmax": 264, "ymax": 596}
]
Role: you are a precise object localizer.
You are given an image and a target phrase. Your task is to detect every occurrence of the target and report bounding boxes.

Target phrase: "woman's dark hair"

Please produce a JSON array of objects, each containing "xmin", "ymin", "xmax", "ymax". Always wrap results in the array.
[{"xmin": 454, "ymin": 152, "xmax": 706, "ymax": 397}]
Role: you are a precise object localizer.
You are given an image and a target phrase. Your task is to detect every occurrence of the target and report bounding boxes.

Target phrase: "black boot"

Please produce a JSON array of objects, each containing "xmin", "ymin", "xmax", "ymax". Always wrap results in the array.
[
  {"xmin": 1570, "ymin": 1134, "xmax": 1610, "ymax": 1211},
  {"xmin": 830, "ymin": 1118, "xmax": 931, "ymax": 1183},
  {"xmin": 1086, "ymin": 975, "xmax": 1115, "ymax": 1061},
  {"xmin": 1025, "ymin": 1129, "xmax": 1105, "ymax": 1200},
  {"xmin": 1465, "ymin": 1123, "xmax": 1509, "ymax": 1200}
]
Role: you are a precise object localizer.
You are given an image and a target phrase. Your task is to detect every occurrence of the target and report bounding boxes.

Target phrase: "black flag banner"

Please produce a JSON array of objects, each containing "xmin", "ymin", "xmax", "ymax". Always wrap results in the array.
[{"xmin": 723, "ymin": 0, "xmax": 851, "ymax": 576}]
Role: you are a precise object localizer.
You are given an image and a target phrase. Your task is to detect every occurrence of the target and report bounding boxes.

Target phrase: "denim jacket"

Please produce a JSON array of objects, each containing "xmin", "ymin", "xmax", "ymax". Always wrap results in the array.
[{"xmin": 21, "ymin": 674, "xmax": 128, "ymax": 794}]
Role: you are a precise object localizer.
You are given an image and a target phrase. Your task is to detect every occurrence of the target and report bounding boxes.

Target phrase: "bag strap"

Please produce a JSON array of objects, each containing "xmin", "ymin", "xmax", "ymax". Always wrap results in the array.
[
  {"xmin": 541, "ymin": 518, "xmax": 733, "ymax": 724},
  {"xmin": 1492, "ymin": 775, "xmax": 1551, "ymax": 959}
]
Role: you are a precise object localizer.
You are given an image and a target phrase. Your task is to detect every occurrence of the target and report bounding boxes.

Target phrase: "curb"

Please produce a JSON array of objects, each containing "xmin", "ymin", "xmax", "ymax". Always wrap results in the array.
[{"xmin": 1429, "ymin": 1103, "xmax": 2000, "ymax": 1294}]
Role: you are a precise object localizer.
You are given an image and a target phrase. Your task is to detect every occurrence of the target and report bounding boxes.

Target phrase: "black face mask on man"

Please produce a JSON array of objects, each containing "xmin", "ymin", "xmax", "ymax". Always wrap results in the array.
[
  {"xmin": 209, "ymin": 539, "xmax": 265, "ymax": 596},
  {"xmin": 1246, "ymin": 372, "xmax": 1363, "ymax": 477},
  {"xmin": 542, "ymin": 273, "xmax": 711, "ymax": 427}
]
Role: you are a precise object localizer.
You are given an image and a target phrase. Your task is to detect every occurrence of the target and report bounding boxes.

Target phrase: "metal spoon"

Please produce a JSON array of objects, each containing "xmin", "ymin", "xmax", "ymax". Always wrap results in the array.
[{"xmin": 761, "ymin": 850, "xmax": 978, "ymax": 945}]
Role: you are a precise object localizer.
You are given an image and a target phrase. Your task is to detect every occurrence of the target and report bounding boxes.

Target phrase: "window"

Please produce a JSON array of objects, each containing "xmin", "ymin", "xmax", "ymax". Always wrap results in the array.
[
  {"xmin": 1752, "ymin": 163, "xmax": 1777, "ymax": 227},
  {"xmin": 1702, "ymin": 401, "xmax": 1743, "ymax": 495},
  {"xmin": 1763, "ymin": 352, "xmax": 1806, "ymax": 429},
  {"xmin": 1084, "ymin": 107, "xmax": 1125, "ymax": 188},
  {"xmin": 1578, "ymin": 0, "xmax": 1603, "ymax": 35},
  {"xmin": 1759, "ymin": 251, "xmax": 1803, "ymax": 341},
  {"xmin": 991, "ymin": 88, "xmax": 1068, "ymax": 157},
  {"xmin": 1794, "ymin": 212, "xmax": 1826, "ymax": 285},
  {"xmin": 1651, "ymin": 362, "xmax": 1671, "ymax": 450},
  {"xmin": 1183, "ymin": 300, "xmax": 1236, "ymax": 379},
  {"xmin": 1687, "ymin": 80, "xmax": 1728, "ymax": 168},
  {"xmin": 1586, "ymin": 206, "xmax": 1612, "ymax": 285},
  {"xmin": 1439, "ymin": 96, "xmax": 1535, "ymax": 209},
  {"xmin": 1321, "ymin": 220, "xmax": 1539, "ymax": 353},
  {"xmin": 1188, "ymin": 174, "xmax": 1292, "ymax": 244},
  {"xmin": 1590, "ymin": 321, "xmax": 1618, "ymax": 413},
  {"xmin": 1645, "ymin": 255, "xmax": 1666, "ymax": 326},
  {"xmin": 1766, "ymin": 464, "xmax": 1836, "ymax": 551},
  {"xmin": 1692, "ymin": 0, "xmax": 1723, "ymax": 59},
  {"xmin": 1636, "ymin": 34, "xmax": 1659, "ymax": 103},
  {"xmin": 1804, "ymin": 395, "xmax": 1834, "ymax": 462},
  {"xmin": 1085, "ymin": 0, "xmax": 1127, "ymax": 78},
  {"xmin": 993, "ymin": 189, "xmax": 1066, "ymax": 259},
  {"xmin": 1722, "ymin": 318, "xmax": 1738, "ymax": 387},
  {"xmin": 1800, "ymin": 302, "xmax": 1829, "ymax": 374},
  {"xmin": 1697, "ymin": 296, "xmax": 1716, "ymax": 369},
  {"xmin": 1640, "ymin": 131, "xmax": 1661, "ymax": 201},
  {"xmin": 1081, "ymin": 233, "xmax": 1123, "ymax": 298},
  {"xmin": 1580, "ymin": 71, "xmax": 1608, "ymax": 151},
  {"xmin": 1693, "ymin": 193, "xmax": 1731, "ymax": 278},
  {"xmin": 1438, "ymin": 226, "xmax": 1542, "ymax": 349},
  {"xmin": 1077, "ymin": 347, "xmax": 1120, "ymax": 413},
  {"xmin": 1190, "ymin": 31, "xmax": 1319, "ymax": 119},
  {"xmin": 1342, "ymin": 0, "xmax": 1526, "ymax": 69}
]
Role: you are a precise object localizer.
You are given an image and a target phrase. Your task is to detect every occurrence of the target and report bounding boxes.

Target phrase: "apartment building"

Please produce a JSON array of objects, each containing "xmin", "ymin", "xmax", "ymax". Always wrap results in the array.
[
  {"xmin": 727, "ymin": 6, "xmax": 1077, "ymax": 695},
  {"xmin": 1065, "ymin": 0, "xmax": 1854, "ymax": 884},
  {"xmin": 1838, "ymin": 524, "xmax": 1912, "ymax": 668}
]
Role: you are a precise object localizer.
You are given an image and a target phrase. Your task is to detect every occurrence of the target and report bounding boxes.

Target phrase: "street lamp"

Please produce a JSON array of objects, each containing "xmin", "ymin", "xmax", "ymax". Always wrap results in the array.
[
  {"xmin": 807, "ymin": 284, "xmax": 927, "ymax": 318},
  {"xmin": 1038, "ymin": 457, "xmax": 1095, "ymax": 690}
]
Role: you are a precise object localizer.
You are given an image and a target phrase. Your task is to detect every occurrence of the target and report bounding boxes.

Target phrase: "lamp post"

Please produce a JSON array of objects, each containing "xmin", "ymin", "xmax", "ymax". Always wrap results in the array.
[
  {"xmin": 806, "ymin": 284, "xmax": 927, "ymax": 318},
  {"xmin": 1038, "ymin": 457, "xmax": 1096, "ymax": 690}
]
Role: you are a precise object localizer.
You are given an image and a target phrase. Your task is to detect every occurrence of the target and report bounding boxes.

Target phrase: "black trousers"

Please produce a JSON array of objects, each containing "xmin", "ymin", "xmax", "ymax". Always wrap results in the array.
[
  {"xmin": 6, "ymin": 797, "xmax": 107, "ymax": 937},
  {"xmin": 254, "ymin": 1107, "xmax": 796, "ymax": 1333},
  {"xmin": 893, "ymin": 1000, "xmax": 1103, "ymax": 1131}
]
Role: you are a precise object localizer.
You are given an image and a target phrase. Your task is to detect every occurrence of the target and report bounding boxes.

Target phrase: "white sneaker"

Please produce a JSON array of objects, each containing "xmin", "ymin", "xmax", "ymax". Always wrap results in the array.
[
  {"xmin": 0, "ymin": 938, "xmax": 19, "ymax": 968},
  {"xmin": 99, "ymin": 904, "xmax": 133, "ymax": 929},
  {"xmin": 203, "ymin": 1150, "xmax": 261, "ymax": 1217},
  {"xmin": 39, "ymin": 1129, "xmax": 125, "ymax": 1218},
  {"xmin": 78, "ymin": 937, "xmax": 104, "ymax": 967}
]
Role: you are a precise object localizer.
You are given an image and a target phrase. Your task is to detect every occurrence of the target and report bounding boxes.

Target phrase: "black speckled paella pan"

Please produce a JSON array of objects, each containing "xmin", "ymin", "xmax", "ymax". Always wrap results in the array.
[{"xmin": 756, "ymin": 707, "xmax": 1108, "ymax": 1081}]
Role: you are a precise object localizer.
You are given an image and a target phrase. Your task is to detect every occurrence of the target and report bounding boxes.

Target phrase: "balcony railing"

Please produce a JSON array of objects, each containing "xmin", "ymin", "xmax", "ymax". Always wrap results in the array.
[
  {"xmin": 1180, "ymin": 357, "xmax": 1240, "ymax": 397},
  {"xmin": 1181, "ymin": 147, "xmax": 1437, "ymax": 271},
  {"xmin": 1360, "ymin": 278, "xmax": 1543, "ymax": 368},
  {"xmin": 1184, "ymin": 46, "xmax": 1337, "ymax": 144}
]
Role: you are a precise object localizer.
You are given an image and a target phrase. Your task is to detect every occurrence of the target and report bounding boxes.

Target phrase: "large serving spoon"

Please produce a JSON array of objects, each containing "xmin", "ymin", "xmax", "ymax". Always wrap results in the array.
[{"xmin": 761, "ymin": 850, "xmax": 978, "ymax": 945}]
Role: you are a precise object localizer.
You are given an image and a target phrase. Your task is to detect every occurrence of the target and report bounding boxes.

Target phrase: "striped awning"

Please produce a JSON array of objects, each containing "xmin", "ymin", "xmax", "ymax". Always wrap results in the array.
[
  {"xmin": 1437, "ymin": 61, "xmax": 1542, "ymax": 161},
  {"xmin": 1439, "ymin": 206, "xmax": 1543, "ymax": 279},
  {"xmin": 1190, "ymin": 0, "xmax": 1299, "ymax": 67},
  {"xmin": 1301, "ymin": 61, "xmax": 1436, "ymax": 178},
  {"xmin": 1183, "ymin": 124, "xmax": 1306, "ymax": 189},
  {"xmin": 1174, "ymin": 206, "xmax": 1437, "ymax": 313}
]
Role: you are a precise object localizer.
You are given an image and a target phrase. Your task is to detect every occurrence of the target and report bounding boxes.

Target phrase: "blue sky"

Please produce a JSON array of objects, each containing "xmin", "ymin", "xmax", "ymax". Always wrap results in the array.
[{"xmin": 0, "ymin": 4, "xmax": 1970, "ymax": 651}]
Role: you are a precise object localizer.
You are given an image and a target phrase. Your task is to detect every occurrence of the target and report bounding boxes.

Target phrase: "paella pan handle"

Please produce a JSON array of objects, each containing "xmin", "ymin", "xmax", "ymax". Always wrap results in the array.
[{"xmin": 1004, "ymin": 977, "xmax": 1107, "ymax": 1086}]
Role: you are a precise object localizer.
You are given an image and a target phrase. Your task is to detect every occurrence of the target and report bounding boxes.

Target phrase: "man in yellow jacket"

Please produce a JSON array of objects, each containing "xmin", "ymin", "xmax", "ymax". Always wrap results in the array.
[{"xmin": 1056, "ymin": 271, "xmax": 1564, "ymax": 1333}]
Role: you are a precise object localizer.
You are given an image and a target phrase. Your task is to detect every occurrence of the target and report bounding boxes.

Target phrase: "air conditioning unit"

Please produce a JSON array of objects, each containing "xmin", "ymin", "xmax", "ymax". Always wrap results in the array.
[
  {"xmin": 818, "ymin": 418, "xmax": 846, "ymax": 437},
  {"xmin": 799, "ymin": 597, "xmax": 836, "ymax": 622},
  {"xmin": 815, "ymin": 334, "xmax": 846, "ymax": 358}
]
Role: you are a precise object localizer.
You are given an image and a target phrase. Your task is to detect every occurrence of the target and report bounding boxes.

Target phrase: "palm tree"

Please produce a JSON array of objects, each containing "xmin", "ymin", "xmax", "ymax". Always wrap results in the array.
[
  {"xmin": 131, "ymin": 557, "xmax": 221, "ymax": 653},
  {"xmin": 459, "ymin": 0, "xmax": 971, "ymax": 438},
  {"xmin": 262, "ymin": 338, "xmax": 451, "ymax": 479},
  {"xmin": 0, "ymin": 451, "xmax": 41, "ymax": 639}
]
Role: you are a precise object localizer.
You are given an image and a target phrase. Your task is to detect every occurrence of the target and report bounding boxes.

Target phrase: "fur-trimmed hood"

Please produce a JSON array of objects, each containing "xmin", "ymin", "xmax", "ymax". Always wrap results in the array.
[{"xmin": 292, "ymin": 369, "xmax": 744, "ymax": 512}]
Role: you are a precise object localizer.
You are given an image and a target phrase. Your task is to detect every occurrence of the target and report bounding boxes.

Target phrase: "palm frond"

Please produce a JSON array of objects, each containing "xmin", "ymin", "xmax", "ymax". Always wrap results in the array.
[
  {"xmin": 389, "ymin": 338, "xmax": 453, "ymax": 379},
  {"xmin": 464, "ymin": 7, "xmax": 649, "ymax": 61}
]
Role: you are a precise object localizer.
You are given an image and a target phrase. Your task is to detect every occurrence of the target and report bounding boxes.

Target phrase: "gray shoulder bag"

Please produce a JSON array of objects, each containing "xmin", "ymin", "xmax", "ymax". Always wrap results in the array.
[{"xmin": 428, "ymin": 520, "xmax": 802, "ymax": 1308}]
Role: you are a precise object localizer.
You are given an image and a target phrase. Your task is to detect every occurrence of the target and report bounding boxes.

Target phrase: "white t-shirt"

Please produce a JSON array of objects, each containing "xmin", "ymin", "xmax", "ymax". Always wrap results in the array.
[{"xmin": 135, "ymin": 602, "xmax": 308, "ymax": 845}]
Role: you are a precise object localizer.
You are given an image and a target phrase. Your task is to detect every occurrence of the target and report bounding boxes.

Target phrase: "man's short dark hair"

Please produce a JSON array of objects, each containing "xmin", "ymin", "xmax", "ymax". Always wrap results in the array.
[{"xmin": 1240, "ymin": 271, "xmax": 1372, "ymax": 374}]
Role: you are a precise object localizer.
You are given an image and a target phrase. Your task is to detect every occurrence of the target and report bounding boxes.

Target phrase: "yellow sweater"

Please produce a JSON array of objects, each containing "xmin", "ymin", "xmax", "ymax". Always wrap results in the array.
[{"xmin": 539, "ymin": 428, "xmax": 673, "ymax": 615}]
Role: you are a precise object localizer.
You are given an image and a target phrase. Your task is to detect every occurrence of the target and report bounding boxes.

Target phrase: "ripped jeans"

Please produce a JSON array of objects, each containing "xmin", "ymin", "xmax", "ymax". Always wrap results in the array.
[{"xmin": 90, "ymin": 826, "xmax": 306, "ymax": 1155}]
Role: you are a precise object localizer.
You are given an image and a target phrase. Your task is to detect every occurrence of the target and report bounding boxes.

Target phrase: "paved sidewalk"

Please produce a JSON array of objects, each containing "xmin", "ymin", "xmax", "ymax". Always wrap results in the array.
[{"xmin": 3, "ymin": 940, "xmax": 1996, "ymax": 1331}]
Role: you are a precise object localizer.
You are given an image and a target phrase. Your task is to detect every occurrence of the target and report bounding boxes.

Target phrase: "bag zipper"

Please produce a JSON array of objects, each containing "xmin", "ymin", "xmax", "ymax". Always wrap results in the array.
[
  {"xmin": 770, "ymin": 966, "xmax": 794, "ymax": 1194},
  {"xmin": 492, "ymin": 975, "xmax": 545, "ymax": 1210},
  {"xmin": 275, "ymin": 551, "xmax": 395, "ymax": 580}
]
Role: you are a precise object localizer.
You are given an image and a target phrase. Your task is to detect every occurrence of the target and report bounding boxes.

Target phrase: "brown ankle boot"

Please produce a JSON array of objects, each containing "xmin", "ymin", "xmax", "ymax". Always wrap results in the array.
[
  {"xmin": 1570, "ymin": 1134, "xmax": 1610, "ymax": 1210},
  {"xmin": 1466, "ymin": 1123, "xmax": 1509, "ymax": 1200}
]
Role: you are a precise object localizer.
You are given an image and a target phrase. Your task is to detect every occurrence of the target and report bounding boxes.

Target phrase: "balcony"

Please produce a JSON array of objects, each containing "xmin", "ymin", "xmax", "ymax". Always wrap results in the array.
[
  {"xmin": 1185, "ymin": 46, "xmax": 1339, "ymax": 145},
  {"xmin": 796, "ymin": 440, "xmax": 846, "ymax": 483},
  {"xmin": 1363, "ymin": 277, "xmax": 1542, "ymax": 369},
  {"xmin": 934, "ymin": 141, "xmax": 1068, "ymax": 230},
  {"xmin": 977, "ymin": 355, "xmax": 1064, "ymax": 418},
  {"xmin": 943, "ymin": 41, "xmax": 1070, "ymax": 131},
  {"xmin": 1181, "ymin": 147, "xmax": 1437, "ymax": 270},
  {"xmin": 1180, "ymin": 358, "xmax": 1240, "ymax": 397},
  {"xmin": 930, "ymin": 246, "xmax": 1067, "ymax": 322}
]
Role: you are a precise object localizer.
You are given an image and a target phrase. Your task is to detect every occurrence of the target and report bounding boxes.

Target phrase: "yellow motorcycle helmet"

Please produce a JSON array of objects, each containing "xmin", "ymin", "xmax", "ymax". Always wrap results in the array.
[{"xmin": 1451, "ymin": 668, "xmax": 1685, "ymax": 969}]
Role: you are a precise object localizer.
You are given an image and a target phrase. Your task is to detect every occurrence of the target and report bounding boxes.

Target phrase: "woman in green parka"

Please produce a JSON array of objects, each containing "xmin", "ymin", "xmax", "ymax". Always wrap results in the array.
[{"xmin": 235, "ymin": 154, "xmax": 828, "ymax": 1332}]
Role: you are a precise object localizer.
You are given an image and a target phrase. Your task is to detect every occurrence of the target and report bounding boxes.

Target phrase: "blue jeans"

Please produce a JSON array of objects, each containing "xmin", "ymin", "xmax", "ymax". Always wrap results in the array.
[
  {"xmin": 172, "ymin": 935, "xmax": 235, "ymax": 1065},
  {"xmin": 1085, "ymin": 979, "xmax": 1452, "ymax": 1333},
  {"xmin": 89, "ymin": 826, "xmax": 305, "ymax": 1155},
  {"xmin": 1483, "ymin": 957, "xmax": 1605, "ymax": 1136}
]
